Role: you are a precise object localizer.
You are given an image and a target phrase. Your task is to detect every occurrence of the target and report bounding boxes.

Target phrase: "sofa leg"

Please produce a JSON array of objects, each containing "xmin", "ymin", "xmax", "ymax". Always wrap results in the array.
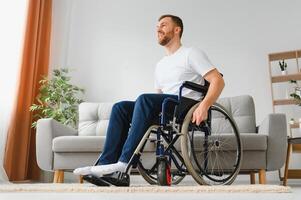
[
  {"xmin": 258, "ymin": 169, "xmax": 266, "ymax": 184},
  {"xmin": 53, "ymin": 170, "xmax": 64, "ymax": 183},
  {"xmin": 79, "ymin": 175, "xmax": 84, "ymax": 184},
  {"xmin": 250, "ymin": 172, "xmax": 256, "ymax": 184},
  {"xmin": 58, "ymin": 170, "xmax": 64, "ymax": 183},
  {"xmin": 53, "ymin": 170, "xmax": 59, "ymax": 183}
]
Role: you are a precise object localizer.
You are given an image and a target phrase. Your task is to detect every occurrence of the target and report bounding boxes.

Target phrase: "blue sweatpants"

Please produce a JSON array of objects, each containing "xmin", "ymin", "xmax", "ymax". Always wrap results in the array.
[{"xmin": 96, "ymin": 93, "xmax": 177, "ymax": 165}]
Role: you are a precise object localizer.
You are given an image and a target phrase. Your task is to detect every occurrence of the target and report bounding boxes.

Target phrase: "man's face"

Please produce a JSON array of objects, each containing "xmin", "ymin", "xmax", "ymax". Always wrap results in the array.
[{"xmin": 157, "ymin": 17, "xmax": 177, "ymax": 46}]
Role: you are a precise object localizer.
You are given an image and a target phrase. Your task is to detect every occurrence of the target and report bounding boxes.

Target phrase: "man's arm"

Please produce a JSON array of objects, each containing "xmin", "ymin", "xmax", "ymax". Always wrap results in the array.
[{"xmin": 192, "ymin": 68, "xmax": 225, "ymax": 125}]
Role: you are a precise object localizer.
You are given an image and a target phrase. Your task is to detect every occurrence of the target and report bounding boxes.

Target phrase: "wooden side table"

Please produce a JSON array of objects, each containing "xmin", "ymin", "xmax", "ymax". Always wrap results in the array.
[{"xmin": 283, "ymin": 137, "xmax": 301, "ymax": 186}]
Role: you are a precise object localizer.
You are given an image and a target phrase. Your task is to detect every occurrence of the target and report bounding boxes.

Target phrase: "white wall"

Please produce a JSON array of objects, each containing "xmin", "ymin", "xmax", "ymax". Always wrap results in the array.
[
  {"xmin": 51, "ymin": 0, "xmax": 301, "ymax": 181},
  {"xmin": 0, "ymin": 0, "xmax": 27, "ymax": 183},
  {"xmin": 51, "ymin": 0, "xmax": 301, "ymax": 124}
]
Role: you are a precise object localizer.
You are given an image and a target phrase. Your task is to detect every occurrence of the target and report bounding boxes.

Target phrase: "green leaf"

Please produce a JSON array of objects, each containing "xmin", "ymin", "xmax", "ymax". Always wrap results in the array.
[{"xmin": 30, "ymin": 68, "xmax": 84, "ymax": 129}]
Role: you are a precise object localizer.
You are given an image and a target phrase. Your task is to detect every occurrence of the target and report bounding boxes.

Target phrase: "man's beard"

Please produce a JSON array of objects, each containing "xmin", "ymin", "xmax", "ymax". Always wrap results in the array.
[{"xmin": 158, "ymin": 31, "xmax": 173, "ymax": 46}]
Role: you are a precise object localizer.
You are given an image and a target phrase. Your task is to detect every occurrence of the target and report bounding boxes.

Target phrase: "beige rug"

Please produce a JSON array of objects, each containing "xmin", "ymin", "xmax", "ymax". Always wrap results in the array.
[{"xmin": 0, "ymin": 183, "xmax": 291, "ymax": 193}]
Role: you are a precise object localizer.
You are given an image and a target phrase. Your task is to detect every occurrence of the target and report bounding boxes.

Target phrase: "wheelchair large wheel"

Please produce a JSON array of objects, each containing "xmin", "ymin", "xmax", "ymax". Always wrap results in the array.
[
  {"xmin": 181, "ymin": 103, "xmax": 242, "ymax": 185},
  {"xmin": 137, "ymin": 125, "xmax": 186, "ymax": 185}
]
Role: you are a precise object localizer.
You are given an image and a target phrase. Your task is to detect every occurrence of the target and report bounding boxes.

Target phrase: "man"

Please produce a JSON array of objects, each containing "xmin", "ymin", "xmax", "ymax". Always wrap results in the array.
[{"xmin": 74, "ymin": 14, "xmax": 224, "ymax": 177}]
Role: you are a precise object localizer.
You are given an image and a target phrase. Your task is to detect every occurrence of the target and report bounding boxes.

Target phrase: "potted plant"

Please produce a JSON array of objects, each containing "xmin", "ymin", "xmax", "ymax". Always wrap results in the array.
[
  {"xmin": 289, "ymin": 118, "xmax": 295, "ymax": 125},
  {"xmin": 289, "ymin": 80, "xmax": 301, "ymax": 106},
  {"xmin": 279, "ymin": 60, "xmax": 288, "ymax": 75},
  {"xmin": 287, "ymin": 80, "xmax": 297, "ymax": 99},
  {"xmin": 30, "ymin": 68, "xmax": 84, "ymax": 128}
]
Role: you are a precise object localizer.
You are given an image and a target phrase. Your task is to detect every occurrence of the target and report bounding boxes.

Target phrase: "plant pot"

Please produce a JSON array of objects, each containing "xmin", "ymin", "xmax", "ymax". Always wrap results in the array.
[
  {"xmin": 281, "ymin": 70, "xmax": 287, "ymax": 75},
  {"xmin": 295, "ymin": 87, "xmax": 301, "ymax": 97}
]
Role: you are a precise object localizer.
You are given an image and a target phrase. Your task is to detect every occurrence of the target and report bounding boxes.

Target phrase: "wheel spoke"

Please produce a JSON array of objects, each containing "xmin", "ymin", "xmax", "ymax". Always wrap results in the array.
[{"xmin": 181, "ymin": 103, "xmax": 242, "ymax": 185}]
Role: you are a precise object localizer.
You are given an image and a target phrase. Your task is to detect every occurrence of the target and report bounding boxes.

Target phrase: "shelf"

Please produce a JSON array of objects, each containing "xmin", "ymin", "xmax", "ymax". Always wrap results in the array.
[
  {"xmin": 268, "ymin": 50, "xmax": 301, "ymax": 61},
  {"xmin": 273, "ymin": 99, "xmax": 299, "ymax": 106},
  {"xmin": 269, "ymin": 50, "xmax": 301, "ymax": 183},
  {"xmin": 271, "ymin": 73, "xmax": 301, "ymax": 83},
  {"xmin": 286, "ymin": 169, "xmax": 301, "ymax": 178}
]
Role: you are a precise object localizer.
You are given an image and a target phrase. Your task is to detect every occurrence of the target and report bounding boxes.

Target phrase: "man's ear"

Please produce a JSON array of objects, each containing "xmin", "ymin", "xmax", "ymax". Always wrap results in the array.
[{"xmin": 174, "ymin": 27, "xmax": 181, "ymax": 35}]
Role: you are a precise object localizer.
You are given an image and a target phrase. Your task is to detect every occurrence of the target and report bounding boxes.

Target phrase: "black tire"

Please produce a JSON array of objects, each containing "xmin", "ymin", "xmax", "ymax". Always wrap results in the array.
[
  {"xmin": 157, "ymin": 157, "xmax": 171, "ymax": 186},
  {"xmin": 181, "ymin": 103, "xmax": 242, "ymax": 185},
  {"xmin": 138, "ymin": 159, "xmax": 185, "ymax": 185},
  {"xmin": 137, "ymin": 125, "xmax": 185, "ymax": 185},
  {"xmin": 137, "ymin": 160, "xmax": 158, "ymax": 185}
]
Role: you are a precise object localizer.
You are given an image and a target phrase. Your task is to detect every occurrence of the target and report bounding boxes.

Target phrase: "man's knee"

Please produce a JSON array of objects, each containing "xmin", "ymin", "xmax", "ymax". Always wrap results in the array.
[
  {"xmin": 112, "ymin": 101, "xmax": 130, "ymax": 113},
  {"xmin": 136, "ymin": 93, "xmax": 155, "ymax": 104}
]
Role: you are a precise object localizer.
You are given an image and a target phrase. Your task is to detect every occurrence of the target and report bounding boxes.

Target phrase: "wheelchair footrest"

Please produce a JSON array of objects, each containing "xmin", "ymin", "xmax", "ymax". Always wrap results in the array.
[
  {"xmin": 83, "ymin": 171, "xmax": 130, "ymax": 187},
  {"xmin": 82, "ymin": 174, "xmax": 111, "ymax": 186}
]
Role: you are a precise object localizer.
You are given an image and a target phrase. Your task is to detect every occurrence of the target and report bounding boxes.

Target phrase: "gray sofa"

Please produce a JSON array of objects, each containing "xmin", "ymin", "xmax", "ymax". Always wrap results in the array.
[{"xmin": 36, "ymin": 95, "xmax": 287, "ymax": 184}]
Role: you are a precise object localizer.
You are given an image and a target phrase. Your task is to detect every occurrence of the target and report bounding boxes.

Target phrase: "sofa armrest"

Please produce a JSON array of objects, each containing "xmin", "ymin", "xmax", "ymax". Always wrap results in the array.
[
  {"xmin": 36, "ymin": 118, "xmax": 78, "ymax": 171},
  {"xmin": 258, "ymin": 113, "xmax": 287, "ymax": 171}
]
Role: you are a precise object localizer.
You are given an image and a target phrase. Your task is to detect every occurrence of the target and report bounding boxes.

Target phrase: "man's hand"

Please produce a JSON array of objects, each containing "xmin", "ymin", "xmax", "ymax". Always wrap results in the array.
[
  {"xmin": 191, "ymin": 68, "xmax": 225, "ymax": 125},
  {"xmin": 192, "ymin": 103, "xmax": 210, "ymax": 125}
]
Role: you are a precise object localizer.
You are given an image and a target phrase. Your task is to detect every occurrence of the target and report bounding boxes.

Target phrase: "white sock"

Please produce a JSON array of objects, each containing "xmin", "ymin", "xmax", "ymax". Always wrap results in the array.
[
  {"xmin": 91, "ymin": 161, "xmax": 127, "ymax": 177},
  {"xmin": 73, "ymin": 166, "xmax": 93, "ymax": 176}
]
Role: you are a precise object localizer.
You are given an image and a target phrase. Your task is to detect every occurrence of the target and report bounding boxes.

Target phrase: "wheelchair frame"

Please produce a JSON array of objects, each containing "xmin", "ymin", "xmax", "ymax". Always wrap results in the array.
[{"xmin": 83, "ymin": 81, "xmax": 242, "ymax": 187}]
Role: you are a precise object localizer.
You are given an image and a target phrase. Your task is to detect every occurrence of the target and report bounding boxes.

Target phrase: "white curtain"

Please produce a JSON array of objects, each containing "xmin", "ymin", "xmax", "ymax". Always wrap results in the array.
[{"xmin": 0, "ymin": 0, "xmax": 27, "ymax": 183}]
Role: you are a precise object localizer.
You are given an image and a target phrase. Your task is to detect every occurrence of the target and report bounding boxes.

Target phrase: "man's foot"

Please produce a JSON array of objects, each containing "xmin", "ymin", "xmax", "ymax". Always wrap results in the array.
[
  {"xmin": 73, "ymin": 166, "xmax": 93, "ymax": 175},
  {"xmin": 91, "ymin": 161, "xmax": 127, "ymax": 177}
]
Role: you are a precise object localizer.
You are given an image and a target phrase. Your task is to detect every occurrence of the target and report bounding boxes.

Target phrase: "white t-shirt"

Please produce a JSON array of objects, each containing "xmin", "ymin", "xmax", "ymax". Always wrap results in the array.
[{"xmin": 155, "ymin": 46, "xmax": 215, "ymax": 100}]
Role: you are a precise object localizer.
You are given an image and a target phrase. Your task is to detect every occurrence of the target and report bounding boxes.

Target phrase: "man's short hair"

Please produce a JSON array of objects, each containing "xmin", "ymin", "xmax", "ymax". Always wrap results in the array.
[{"xmin": 158, "ymin": 14, "xmax": 184, "ymax": 38}]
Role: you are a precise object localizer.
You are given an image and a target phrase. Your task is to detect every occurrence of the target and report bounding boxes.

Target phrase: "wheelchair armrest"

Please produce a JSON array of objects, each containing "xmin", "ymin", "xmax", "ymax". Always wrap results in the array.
[
  {"xmin": 180, "ymin": 73, "xmax": 222, "ymax": 95},
  {"xmin": 181, "ymin": 81, "xmax": 209, "ymax": 94}
]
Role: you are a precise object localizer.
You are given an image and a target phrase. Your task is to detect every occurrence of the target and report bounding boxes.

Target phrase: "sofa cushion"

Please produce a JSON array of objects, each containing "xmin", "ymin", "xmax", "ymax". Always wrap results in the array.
[
  {"xmin": 77, "ymin": 95, "xmax": 256, "ymax": 136},
  {"xmin": 52, "ymin": 136, "xmax": 105, "ymax": 152},
  {"xmin": 216, "ymin": 95, "xmax": 256, "ymax": 133},
  {"xmin": 142, "ymin": 133, "xmax": 267, "ymax": 152},
  {"xmin": 78, "ymin": 102, "xmax": 114, "ymax": 136}
]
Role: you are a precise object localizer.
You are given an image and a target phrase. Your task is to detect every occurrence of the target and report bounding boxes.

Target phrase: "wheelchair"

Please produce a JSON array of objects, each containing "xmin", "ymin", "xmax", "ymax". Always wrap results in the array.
[{"xmin": 83, "ymin": 80, "xmax": 242, "ymax": 186}]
